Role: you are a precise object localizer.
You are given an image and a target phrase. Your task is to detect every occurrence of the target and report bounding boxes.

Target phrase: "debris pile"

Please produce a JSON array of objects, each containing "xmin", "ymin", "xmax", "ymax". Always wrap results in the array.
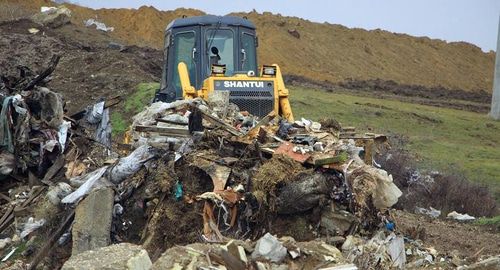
[
  {"xmin": 0, "ymin": 56, "xmax": 124, "ymax": 269},
  {"xmin": 0, "ymin": 57, "xmax": 496, "ymax": 269}
]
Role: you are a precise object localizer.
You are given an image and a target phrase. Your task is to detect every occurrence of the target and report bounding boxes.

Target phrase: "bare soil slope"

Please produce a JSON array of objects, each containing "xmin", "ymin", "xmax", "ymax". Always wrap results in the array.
[
  {"xmin": 0, "ymin": 19, "xmax": 162, "ymax": 113},
  {"xmin": 4, "ymin": 0, "xmax": 495, "ymax": 92}
]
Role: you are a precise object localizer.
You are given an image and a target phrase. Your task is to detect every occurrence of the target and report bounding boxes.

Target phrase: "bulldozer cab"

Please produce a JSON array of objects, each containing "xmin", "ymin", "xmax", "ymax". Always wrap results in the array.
[{"xmin": 156, "ymin": 15, "xmax": 258, "ymax": 102}]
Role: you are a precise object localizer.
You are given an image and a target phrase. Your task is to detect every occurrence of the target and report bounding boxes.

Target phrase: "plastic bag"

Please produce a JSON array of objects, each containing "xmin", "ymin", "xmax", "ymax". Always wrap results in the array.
[
  {"xmin": 62, "ymin": 166, "xmax": 109, "ymax": 204},
  {"xmin": 108, "ymin": 145, "xmax": 155, "ymax": 184},
  {"xmin": 20, "ymin": 217, "xmax": 46, "ymax": 239}
]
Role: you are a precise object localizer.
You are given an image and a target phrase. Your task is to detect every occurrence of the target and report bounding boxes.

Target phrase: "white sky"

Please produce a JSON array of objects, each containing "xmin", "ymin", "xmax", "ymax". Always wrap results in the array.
[{"xmin": 73, "ymin": 0, "xmax": 500, "ymax": 52}]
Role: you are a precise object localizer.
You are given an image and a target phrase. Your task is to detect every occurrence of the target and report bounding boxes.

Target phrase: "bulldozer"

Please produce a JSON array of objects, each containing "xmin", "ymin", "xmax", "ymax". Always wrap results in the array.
[{"xmin": 154, "ymin": 15, "xmax": 294, "ymax": 121}]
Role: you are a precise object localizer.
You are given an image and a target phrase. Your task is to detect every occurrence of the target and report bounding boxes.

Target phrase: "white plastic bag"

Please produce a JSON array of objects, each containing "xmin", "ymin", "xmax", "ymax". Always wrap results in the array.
[
  {"xmin": 62, "ymin": 166, "xmax": 109, "ymax": 204},
  {"xmin": 20, "ymin": 217, "xmax": 46, "ymax": 239},
  {"xmin": 109, "ymin": 145, "xmax": 155, "ymax": 184}
]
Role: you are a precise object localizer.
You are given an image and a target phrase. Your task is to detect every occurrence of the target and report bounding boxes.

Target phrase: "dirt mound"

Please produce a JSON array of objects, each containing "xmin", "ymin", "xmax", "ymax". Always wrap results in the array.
[
  {"xmin": 2, "ymin": 0, "xmax": 494, "ymax": 92},
  {"xmin": 0, "ymin": 18, "xmax": 161, "ymax": 115}
]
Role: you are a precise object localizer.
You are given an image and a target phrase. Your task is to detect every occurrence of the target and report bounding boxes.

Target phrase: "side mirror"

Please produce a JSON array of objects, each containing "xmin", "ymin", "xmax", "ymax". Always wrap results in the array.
[{"xmin": 211, "ymin": 46, "xmax": 219, "ymax": 55}]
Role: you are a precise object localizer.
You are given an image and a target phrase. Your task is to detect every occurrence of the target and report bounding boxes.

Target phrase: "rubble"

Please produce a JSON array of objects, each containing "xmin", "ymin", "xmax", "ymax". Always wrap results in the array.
[
  {"xmin": 62, "ymin": 243, "xmax": 152, "ymax": 270},
  {"xmin": 0, "ymin": 54, "xmax": 492, "ymax": 269},
  {"xmin": 252, "ymin": 233, "xmax": 287, "ymax": 263},
  {"xmin": 72, "ymin": 188, "xmax": 114, "ymax": 255},
  {"xmin": 459, "ymin": 255, "xmax": 500, "ymax": 270}
]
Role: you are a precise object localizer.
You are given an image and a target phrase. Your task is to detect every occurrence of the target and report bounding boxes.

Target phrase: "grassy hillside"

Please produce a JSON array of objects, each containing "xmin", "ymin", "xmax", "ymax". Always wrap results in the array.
[
  {"xmin": 4, "ymin": 0, "xmax": 495, "ymax": 92},
  {"xmin": 289, "ymin": 86, "xmax": 500, "ymax": 199}
]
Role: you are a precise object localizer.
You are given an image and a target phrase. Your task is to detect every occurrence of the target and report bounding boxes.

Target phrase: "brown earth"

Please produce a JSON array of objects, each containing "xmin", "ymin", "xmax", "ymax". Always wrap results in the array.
[
  {"xmin": 393, "ymin": 210, "xmax": 500, "ymax": 258},
  {"xmin": 2, "ymin": 0, "xmax": 495, "ymax": 93},
  {"xmin": 0, "ymin": 18, "xmax": 162, "ymax": 114}
]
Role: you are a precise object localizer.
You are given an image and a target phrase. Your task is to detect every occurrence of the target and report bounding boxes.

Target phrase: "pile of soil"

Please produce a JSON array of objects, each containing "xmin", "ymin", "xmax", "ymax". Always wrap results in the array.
[
  {"xmin": 0, "ymin": 18, "xmax": 162, "ymax": 115},
  {"xmin": 3, "ymin": 0, "xmax": 495, "ymax": 92}
]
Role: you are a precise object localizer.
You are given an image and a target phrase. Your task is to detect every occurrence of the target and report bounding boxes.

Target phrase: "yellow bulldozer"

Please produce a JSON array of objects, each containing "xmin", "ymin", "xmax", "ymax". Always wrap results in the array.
[{"xmin": 153, "ymin": 15, "xmax": 294, "ymax": 121}]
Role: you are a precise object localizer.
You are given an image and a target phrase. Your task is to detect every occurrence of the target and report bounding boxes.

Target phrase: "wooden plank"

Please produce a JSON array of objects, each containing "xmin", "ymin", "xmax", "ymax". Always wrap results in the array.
[
  {"xmin": 28, "ymin": 210, "xmax": 75, "ymax": 270},
  {"xmin": 155, "ymin": 118, "xmax": 188, "ymax": 126},
  {"xmin": 134, "ymin": 125, "xmax": 190, "ymax": 137},
  {"xmin": 0, "ymin": 193, "xmax": 11, "ymax": 202},
  {"xmin": 69, "ymin": 95, "xmax": 122, "ymax": 120},
  {"xmin": 0, "ymin": 206, "xmax": 14, "ymax": 228},
  {"xmin": 342, "ymin": 126, "xmax": 356, "ymax": 131},
  {"xmin": 42, "ymin": 154, "xmax": 65, "ymax": 185},
  {"xmin": 0, "ymin": 213, "xmax": 13, "ymax": 234},
  {"xmin": 245, "ymin": 111, "xmax": 276, "ymax": 138},
  {"xmin": 24, "ymin": 55, "xmax": 60, "ymax": 91},
  {"xmin": 220, "ymin": 248, "xmax": 246, "ymax": 270},
  {"xmin": 200, "ymin": 110, "xmax": 243, "ymax": 136}
]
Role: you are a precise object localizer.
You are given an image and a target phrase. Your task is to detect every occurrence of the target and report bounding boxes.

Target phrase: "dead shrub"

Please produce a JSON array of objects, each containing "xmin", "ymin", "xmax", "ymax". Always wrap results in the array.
[{"xmin": 376, "ymin": 135, "xmax": 498, "ymax": 217}]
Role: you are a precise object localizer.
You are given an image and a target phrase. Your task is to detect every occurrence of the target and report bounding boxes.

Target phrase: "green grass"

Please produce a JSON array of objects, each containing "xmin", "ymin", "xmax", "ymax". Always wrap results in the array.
[
  {"xmin": 111, "ymin": 82, "xmax": 159, "ymax": 136},
  {"xmin": 111, "ymin": 112, "xmax": 128, "ymax": 136},
  {"xmin": 475, "ymin": 216, "xmax": 500, "ymax": 229},
  {"xmin": 124, "ymin": 82, "xmax": 160, "ymax": 113},
  {"xmin": 289, "ymin": 86, "xmax": 500, "ymax": 200}
]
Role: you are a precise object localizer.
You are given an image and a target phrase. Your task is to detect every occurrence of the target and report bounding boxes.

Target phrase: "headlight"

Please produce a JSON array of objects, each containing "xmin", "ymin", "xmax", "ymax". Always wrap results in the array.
[
  {"xmin": 262, "ymin": 65, "xmax": 276, "ymax": 76},
  {"xmin": 211, "ymin": 64, "xmax": 226, "ymax": 75}
]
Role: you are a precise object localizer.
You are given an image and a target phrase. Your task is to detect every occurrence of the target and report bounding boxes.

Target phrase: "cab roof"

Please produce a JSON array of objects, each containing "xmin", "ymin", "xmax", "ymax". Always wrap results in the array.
[{"xmin": 166, "ymin": 15, "xmax": 256, "ymax": 31}]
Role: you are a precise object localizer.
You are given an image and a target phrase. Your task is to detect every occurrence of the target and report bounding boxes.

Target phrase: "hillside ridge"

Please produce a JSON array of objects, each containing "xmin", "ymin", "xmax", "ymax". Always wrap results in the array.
[{"xmin": 4, "ymin": 0, "xmax": 495, "ymax": 92}]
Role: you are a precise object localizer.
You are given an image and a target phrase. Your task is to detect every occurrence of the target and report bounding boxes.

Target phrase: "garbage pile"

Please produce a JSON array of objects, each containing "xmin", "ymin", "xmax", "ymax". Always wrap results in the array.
[
  {"xmin": 0, "ymin": 57, "xmax": 484, "ymax": 269},
  {"xmin": 0, "ymin": 56, "xmax": 122, "ymax": 269}
]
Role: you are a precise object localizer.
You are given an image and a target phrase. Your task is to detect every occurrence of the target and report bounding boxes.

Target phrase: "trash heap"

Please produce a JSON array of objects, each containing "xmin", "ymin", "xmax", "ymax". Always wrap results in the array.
[
  {"xmin": 1, "ymin": 57, "xmax": 484, "ymax": 269},
  {"xmin": 108, "ymin": 92, "xmax": 406, "ymax": 269},
  {"xmin": 0, "ymin": 56, "xmax": 121, "ymax": 269}
]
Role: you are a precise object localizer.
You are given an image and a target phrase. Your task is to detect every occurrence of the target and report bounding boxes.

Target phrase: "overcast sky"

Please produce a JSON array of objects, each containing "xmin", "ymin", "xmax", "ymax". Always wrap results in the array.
[{"xmin": 74, "ymin": 0, "xmax": 500, "ymax": 52}]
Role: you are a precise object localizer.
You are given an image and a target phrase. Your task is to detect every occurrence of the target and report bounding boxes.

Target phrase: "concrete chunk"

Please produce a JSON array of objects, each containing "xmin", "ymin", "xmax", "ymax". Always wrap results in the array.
[
  {"xmin": 72, "ymin": 188, "xmax": 114, "ymax": 255},
  {"xmin": 62, "ymin": 243, "xmax": 152, "ymax": 270}
]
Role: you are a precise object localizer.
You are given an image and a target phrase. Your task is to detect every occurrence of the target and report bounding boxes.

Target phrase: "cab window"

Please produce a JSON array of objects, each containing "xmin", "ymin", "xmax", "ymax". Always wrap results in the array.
[
  {"xmin": 241, "ymin": 33, "xmax": 257, "ymax": 72},
  {"xmin": 206, "ymin": 29, "xmax": 234, "ymax": 75},
  {"xmin": 172, "ymin": 31, "xmax": 196, "ymax": 93}
]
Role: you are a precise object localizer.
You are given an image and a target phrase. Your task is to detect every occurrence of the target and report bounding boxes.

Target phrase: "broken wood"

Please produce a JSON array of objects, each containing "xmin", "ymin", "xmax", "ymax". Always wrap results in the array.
[
  {"xmin": 134, "ymin": 125, "xmax": 190, "ymax": 137},
  {"xmin": 342, "ymin": 126, "xmax": 356, "ymax": 132},
  {"xmin": 340, "ymin": 131, "xmax": 357, "ymax": 136},
  {"xmin": 363, "ymin": 139, "xmax": 374, "ymax": 165},
  {"xmin": 28, "ymin": 210, "xmax": 75, "ymax": 270},
  {"xmin": 155, "ymin": 117, "xmax": 188, "ymax": 126},
  {"xmin": 42, "ymin": 154, "xmax": 65, "ymax": 185},
  {"xmin": 24, "ymin": 55, "xmax": 60, "ymax": 91},
  {"xmin": 14, "ymin": 186, "xmax": 45, "ymax": 213},
  {"xmin": 69, "ymin": 95, "xmax": 122, "ymax": 120},
  {"xmin": 0, "ymin": 206, "xmax": 14, "ymax": 234},
  {"xmin": 219, "ymin": 248, "xmax": 246, "ymax": 270},
  {"xmin": 246, "ymin": 111, "xmax": 276, "ymax": 138},
  {"xmin": 200, "ymin": 110, "xmax": 243, "ymax": 136}
]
